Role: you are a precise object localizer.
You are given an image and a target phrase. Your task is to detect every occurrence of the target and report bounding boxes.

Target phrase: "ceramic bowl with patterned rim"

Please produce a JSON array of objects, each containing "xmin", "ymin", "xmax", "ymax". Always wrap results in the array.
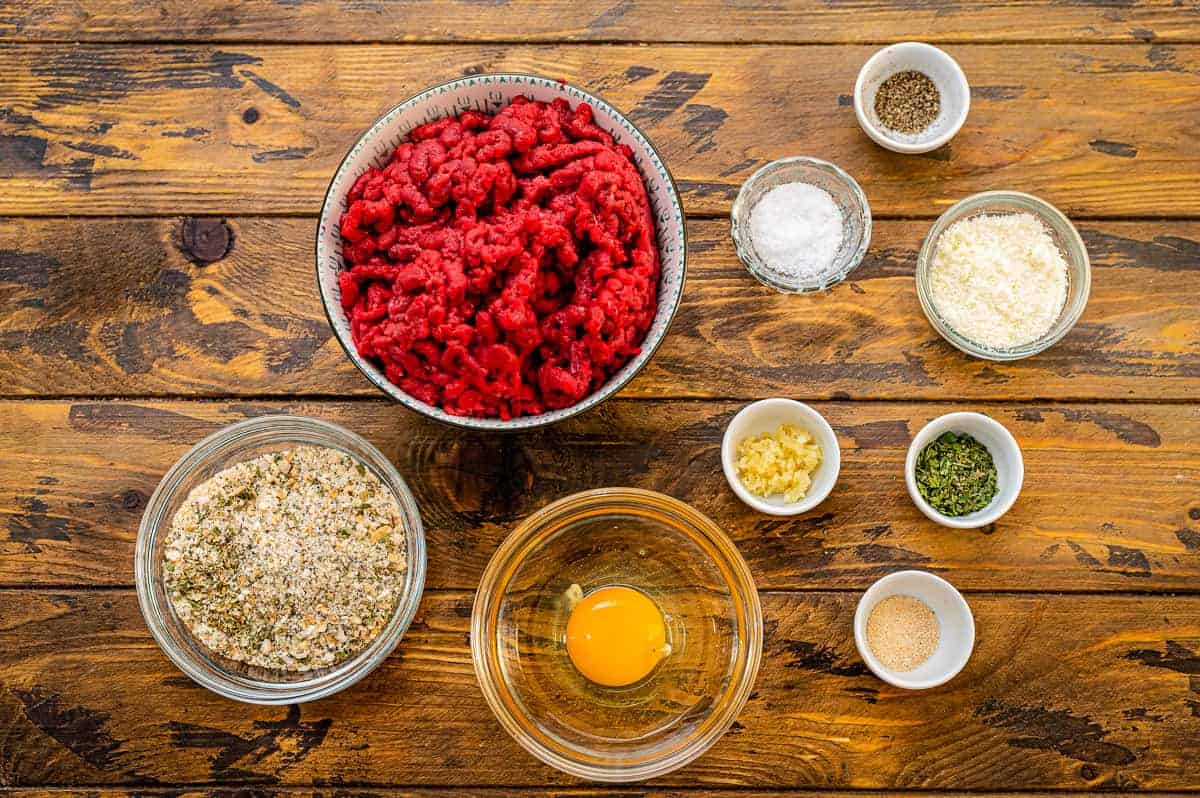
[{"xmin": 316, "ymin": 74, "xmax": 687, "ymax": 431}]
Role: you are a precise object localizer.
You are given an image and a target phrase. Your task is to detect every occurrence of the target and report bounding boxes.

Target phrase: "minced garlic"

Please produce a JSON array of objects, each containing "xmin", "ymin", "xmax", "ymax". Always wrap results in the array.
[{"xmin": 735, "ymin": 424, "xmax": 823, "ymax": 503}]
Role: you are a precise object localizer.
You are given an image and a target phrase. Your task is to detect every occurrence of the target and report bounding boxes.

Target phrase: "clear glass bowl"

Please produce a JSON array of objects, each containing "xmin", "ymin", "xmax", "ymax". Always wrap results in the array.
[
  {"xmin": 730, "ymin": 156, "xmax": 872, "ymax": 293},
  {"xmin": 916, "ymin": 190, "xmax": 1091, "ymax": 360},
  {"xmin": 135, "ymin": 415, "xmax": 426, "ymax": 704},
  {"xmin": 470, "ymin": 488, "xmax": 762, "ymax": 782}
]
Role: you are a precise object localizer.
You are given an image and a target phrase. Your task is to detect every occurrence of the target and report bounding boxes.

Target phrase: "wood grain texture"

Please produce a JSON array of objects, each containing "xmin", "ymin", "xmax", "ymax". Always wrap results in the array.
[
  {"xmin": 7, "ymin": 793, "xmax": 1196, "ymax": 798},
  {"xmin": 2, "ymin": 589, "xmax": 1198, "ymax": 788},
  {"xmin": 3, "ymin": 8, "xmax": 1198, "ymax": 793},
  {"xmin": 1, "ymin": 44, "xmax": 1198, "ymax": 217},
  {"xmin": 3, "ymin": 399, "xmax": 1197, "ymax": 591},
  {"xmin": 2, "ymin": 218, "xmax": 1197, "ymax": 401},
  {"xmin": 5, "ymin": 0, "xmax": 1199, "ymax": 43}
]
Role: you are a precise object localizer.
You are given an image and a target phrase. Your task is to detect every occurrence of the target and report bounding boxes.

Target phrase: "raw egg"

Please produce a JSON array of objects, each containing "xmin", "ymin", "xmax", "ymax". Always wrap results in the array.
[{"xmin": 565, "ymin": 585, "xmax": 670, "ymax": 687}]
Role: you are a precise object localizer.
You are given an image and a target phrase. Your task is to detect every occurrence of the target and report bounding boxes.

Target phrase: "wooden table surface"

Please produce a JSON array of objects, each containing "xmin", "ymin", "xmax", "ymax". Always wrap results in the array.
[{"xmin": 2, "ymin": 1, "xmax": 1199, "ymax": 795}]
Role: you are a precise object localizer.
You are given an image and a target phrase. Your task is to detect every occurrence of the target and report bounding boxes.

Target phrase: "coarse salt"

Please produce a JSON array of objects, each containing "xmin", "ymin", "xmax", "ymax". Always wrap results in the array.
[
  {"xmin": 749, "ymin": 182, "xmax": 844, "ymax": 281},
  {"xmin": 929, "ymin": 212, "xmax": 1070, "ymax": 350}
]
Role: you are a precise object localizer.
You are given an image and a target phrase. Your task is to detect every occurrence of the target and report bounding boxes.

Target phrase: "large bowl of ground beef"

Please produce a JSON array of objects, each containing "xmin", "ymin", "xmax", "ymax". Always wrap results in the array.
[{"xmin": 317, "ymin": 74, "xmax": 687, "ymax": 430}]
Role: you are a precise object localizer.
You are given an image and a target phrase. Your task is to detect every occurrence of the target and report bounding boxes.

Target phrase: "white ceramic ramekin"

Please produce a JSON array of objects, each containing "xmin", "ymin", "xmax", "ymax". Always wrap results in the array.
[
  {"xmin": 854, "ymin": 570, "xmax": 975, "ymax": 690},
  {"xmin": 905, "ymin": 411, "xmax": 1023, "ymax": 529},
  {"xmin": 721, "ymin": 398, "xmax": 841, "ymax": 516},
  {"xmin": 854, "ymin": 42, "xmax": 970, "ymax": 154}
]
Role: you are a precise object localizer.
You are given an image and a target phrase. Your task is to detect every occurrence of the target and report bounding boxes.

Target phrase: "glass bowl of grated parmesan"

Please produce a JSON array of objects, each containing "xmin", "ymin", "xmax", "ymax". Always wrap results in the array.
[
  {"xmin": 916, "ymin": 191, "xmax": 1091, "ymax": 360},
  {"xmin": 135, "ymin": 415, "xmax": 426, "ymax": 704}
]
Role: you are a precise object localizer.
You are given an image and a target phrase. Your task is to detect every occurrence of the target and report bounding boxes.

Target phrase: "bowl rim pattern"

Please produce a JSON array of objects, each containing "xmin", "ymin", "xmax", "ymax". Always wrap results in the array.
[{"xmin": 315, "ymin": 73, "xmax": 688, "ymax": 431}]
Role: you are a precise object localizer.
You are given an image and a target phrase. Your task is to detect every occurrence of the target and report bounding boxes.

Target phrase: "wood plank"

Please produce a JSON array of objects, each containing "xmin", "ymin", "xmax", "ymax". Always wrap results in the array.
[
  {"xmin": 2, "ymin": 589, "xmax": 1197, "ymax": 788},
  {"xmin": 2, "ymin": 217, "xmax": 1197, "ymax": 401},
  {"xmin": 3, "ymin": 399, "xmax": 1197, "ymax": 592},
  {"xmin": 1, "ymin": 44, "xmax": 1198, "ymax": 217},
  {"xmin": 5, "ymin": 793, "xmax": 1195, "ymax": 798},
  {"xmin": 5, "ymin": 0, "xmax": 1198, "ymax": 44}
]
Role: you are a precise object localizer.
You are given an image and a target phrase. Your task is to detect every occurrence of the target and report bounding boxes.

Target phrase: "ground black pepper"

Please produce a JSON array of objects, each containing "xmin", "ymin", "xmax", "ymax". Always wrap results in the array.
[{"xmin": 874, "ymin": 70, "xmax": 941, "ymax": 134}]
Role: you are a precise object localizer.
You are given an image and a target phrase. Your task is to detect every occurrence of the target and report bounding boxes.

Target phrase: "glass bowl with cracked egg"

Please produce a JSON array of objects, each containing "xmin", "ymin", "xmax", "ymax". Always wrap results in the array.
[
  {"xmin": 471, "ymin": 488, "xmax": 762, "ymax": 781},
  {"xmin": 135, "ymin": 415, "xmax": 426, "ymax": 704}
]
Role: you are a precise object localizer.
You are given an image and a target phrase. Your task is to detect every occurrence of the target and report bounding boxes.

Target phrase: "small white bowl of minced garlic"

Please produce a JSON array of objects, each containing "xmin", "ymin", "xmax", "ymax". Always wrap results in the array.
[
  {"xmin": 854, "ymin": 570, "xmax": 975, "ymax": 690},
  {"xmin": 721, "ymin": 398, "xmax": 841, "ymax": 516}
]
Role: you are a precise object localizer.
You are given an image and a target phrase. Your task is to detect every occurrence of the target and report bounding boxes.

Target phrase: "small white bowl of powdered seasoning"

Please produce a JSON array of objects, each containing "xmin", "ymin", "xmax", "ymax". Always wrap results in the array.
[
  {"xmin": 917, "ymin": 191, "xmax": 1091, "ymax": 360},
  {"xmin": 135, "ymin": 415, "xmax": 426, "ymax": 704},
  {"xmin": 731, "ymin": 156, "xmax": 872, "ymax": 293},
  {"xmin": 854, "ymin": 570, "xmax": 975, "ymax": 690}
]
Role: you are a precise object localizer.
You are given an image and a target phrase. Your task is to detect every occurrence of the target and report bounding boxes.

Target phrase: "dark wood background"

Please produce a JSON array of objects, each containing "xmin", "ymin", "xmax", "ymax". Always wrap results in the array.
[{"xmin": 2, "ymin": 1, "xmax": 1199, "ymax": 796}]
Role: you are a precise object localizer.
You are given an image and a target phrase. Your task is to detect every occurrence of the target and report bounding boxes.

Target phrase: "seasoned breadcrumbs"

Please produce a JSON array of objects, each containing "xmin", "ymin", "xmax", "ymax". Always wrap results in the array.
[{"xmin": 162, "ymin": 445, "xmax": 407, "ymax": 672}]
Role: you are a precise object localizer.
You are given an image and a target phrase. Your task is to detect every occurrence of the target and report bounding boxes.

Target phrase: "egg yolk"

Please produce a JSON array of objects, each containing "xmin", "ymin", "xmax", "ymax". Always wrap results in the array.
[{"xmin": 565, "ymin": 586, "xmax": 669, "ymax": 687}]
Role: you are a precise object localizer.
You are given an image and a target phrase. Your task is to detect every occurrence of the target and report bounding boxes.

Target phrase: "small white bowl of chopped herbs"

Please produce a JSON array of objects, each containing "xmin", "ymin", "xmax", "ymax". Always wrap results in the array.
[
  {"xmin": 905, "ymin": 412, "xmax": 1023, "ymax": 529},
  {"xmin": 721, "ymin": 398, "xmax": 841, "ymax": 516}
]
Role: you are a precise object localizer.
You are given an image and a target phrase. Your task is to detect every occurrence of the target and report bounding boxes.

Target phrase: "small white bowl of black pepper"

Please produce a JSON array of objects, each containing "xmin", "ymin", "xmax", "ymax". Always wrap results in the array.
[{"xmin": 854, "ymin": 42, "xmax": 970, "ymax": 154}]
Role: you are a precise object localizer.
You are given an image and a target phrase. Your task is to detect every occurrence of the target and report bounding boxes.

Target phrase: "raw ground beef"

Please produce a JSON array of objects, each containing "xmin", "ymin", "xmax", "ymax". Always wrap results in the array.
[{"xmin": 338, "ymin": 96, "xmax": 660, "ymax": 419}]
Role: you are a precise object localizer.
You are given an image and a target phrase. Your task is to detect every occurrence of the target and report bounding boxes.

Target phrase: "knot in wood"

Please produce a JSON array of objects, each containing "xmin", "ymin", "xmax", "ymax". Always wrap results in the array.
[
  {"xmin": 120, "ymin": 489, "xmax": 145, "ymax": 511},
  {"xmin": 179, "ymin": 218, "xmax": 234, "ymax": 265}
]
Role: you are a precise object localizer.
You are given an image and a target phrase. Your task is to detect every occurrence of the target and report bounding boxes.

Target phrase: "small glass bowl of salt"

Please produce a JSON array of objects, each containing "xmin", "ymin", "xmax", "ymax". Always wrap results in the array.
[{"xmin": 731, "ymin": 156, "xmax": 872, "ymax": 293}]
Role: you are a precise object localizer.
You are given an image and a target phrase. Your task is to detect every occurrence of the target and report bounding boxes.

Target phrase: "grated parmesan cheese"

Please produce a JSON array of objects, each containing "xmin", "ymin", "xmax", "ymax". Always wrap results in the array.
[{"xmin": 928, "ymin": 212, "xmax": 1069, "ymax": 350}]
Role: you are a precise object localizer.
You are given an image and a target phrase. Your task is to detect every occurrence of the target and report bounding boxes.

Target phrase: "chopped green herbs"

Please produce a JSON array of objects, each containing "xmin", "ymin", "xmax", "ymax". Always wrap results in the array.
[{"xmin": 915, "ymin": 431, "xmax": 998, "ymax": 517}]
